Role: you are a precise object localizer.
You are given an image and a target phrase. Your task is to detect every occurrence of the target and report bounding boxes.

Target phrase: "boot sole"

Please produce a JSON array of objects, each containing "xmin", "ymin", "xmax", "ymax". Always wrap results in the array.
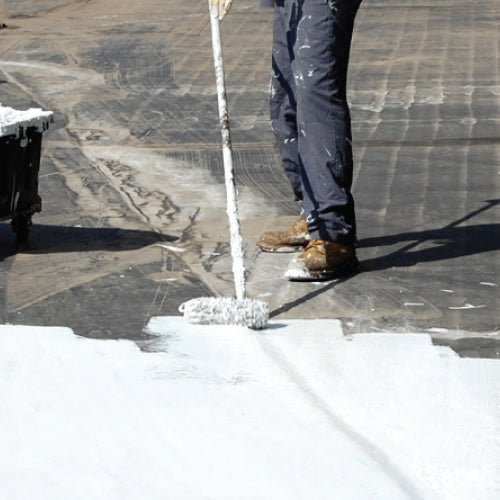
[
  {"xmin": 257, "ymin": 244, "xmax": 305, "ymax": 253},
  {"xmin": 285, "ymin": 260, "xmax": 359, "ymax": 282}
]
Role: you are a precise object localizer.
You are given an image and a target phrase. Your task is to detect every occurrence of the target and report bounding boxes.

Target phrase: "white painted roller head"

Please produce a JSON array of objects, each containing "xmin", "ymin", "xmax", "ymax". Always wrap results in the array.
[{"xmin": 180, "ymin": 297, "xmax": 269, "ymax": 329}]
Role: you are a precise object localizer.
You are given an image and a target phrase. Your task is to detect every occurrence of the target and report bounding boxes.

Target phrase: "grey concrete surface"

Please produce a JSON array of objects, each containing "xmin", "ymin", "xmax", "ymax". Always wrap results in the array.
[{"xmin": 0, "ymin": 0, "xmax": 498, "ymax": 356}]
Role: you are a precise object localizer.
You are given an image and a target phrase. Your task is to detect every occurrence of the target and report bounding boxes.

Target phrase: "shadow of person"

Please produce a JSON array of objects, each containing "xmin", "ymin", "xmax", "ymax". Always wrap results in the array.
[
  {"xmin": 0, "ymin": 223, "xmax": 178, "ymax": 261},
  {"xmin": 270, "ymin": 200, "xmax": 499, "ymax": 318},
  {"xmin": 360, "ymin": 223, "xmax": 500, "ymax": 271},
  {"xmin": 359, "ymin": 199, "xmax": 500, "ymax": 271}
]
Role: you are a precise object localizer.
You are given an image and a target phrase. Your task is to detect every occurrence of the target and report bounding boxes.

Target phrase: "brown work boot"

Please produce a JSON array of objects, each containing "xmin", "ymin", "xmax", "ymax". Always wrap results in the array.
[
  {"xmin": 256, "ymin": 218, "xmax": 310, "ymax": 253},
  {"xmin": 285, "ymin": 239, "xmax": 359, "ymax": 281}
]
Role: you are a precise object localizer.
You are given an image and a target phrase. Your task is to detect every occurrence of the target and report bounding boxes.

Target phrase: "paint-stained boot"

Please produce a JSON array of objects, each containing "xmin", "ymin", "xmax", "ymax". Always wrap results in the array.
[
  {"xmin": 285, "ymin": 239, "xmax": 359, "ymax": 281},
  {"xmin": 256, "ymin": 219, "xmax": 309, "ymax": 253}
]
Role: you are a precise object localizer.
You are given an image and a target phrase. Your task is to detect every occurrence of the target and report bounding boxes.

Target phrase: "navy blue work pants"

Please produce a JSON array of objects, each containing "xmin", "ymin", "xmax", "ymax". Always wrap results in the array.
[{"xmin": 270, "ymin": 0, "xmax": 362, "ymax": 245}]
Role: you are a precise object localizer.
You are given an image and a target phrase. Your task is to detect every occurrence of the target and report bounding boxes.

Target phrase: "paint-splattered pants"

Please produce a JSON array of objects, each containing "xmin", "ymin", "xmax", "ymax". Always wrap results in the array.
[{"xmin": 270, "ymin": 0, "xmax": 362, "ymax": 245}]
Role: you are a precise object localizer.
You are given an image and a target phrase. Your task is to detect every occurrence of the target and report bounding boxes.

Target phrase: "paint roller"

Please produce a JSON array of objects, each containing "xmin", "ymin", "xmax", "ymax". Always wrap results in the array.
[{"xmin": 179, "ymin": 1, "xmax": 269, "ymax": 329}]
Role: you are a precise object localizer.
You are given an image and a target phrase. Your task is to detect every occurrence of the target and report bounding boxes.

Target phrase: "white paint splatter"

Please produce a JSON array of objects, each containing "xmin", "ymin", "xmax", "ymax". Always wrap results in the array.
[
  {"xmin": 427, "ymin": 327, "xmax": 449, "ymax": 333},
  {"xmin": 157, "ymin": 244, "xmax": 186, "ymax": 253},
  {"xmin": 449, "ymin": 304, "xmax": 486, "ymax": 310}
]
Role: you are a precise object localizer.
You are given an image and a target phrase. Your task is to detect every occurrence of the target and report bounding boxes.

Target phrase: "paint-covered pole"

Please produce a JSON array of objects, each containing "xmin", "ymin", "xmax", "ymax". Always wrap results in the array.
[
  {"xmin": 178, "ymin": 4, "xmax": 268, "ymax": 329},
  {"xmin": 209, "ymin": 4, "xmax": 246, "ymax": 301}
]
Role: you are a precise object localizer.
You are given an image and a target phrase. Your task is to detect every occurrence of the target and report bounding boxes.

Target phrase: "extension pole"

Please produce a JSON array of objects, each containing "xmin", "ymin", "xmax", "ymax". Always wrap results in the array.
[{"xmin": 209, "ymin": 4, "xmax": 246, "ymax": 301}]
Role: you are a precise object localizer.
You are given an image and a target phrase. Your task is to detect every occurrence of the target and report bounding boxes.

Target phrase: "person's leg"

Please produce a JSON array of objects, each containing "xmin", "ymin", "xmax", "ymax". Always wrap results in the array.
[
  {"xmin": 270, "ymin": 0, "xmax": 302, "ymax": 205},
  {"xmin": 257, "ymin": 0, "xmax": 309, "ymax": 253},
  {"xmin": 293, "ymin": 0, "xmax": 362, "ymax": 247},
  {"xmin": 285, "ymin": 0, "xmax": 362, "ymax": 280}
]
